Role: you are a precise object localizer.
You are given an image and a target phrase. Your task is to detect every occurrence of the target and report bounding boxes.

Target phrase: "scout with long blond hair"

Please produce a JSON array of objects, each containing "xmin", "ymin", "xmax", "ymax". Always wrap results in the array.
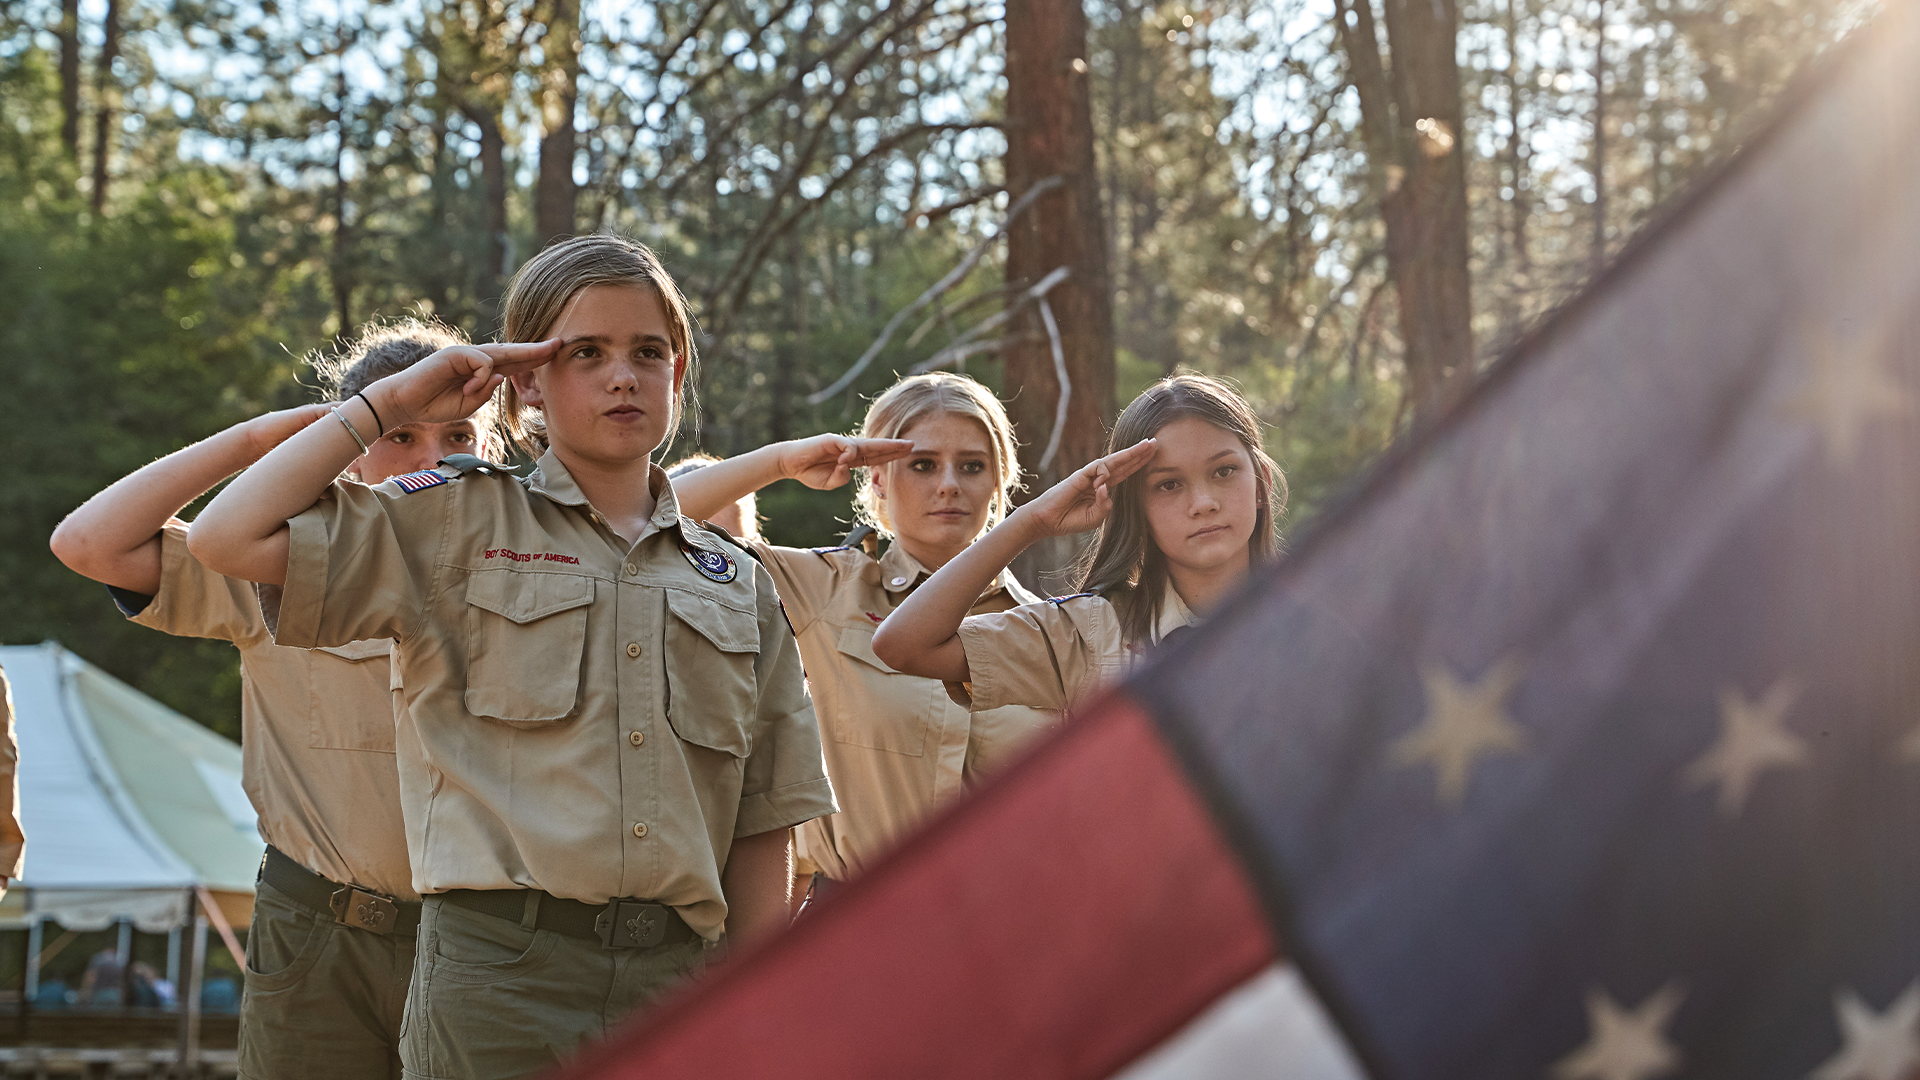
[
  {"xmin": 187, "ymin": 234, "xmax": 835, "ymax": 1080},
  {"xmin": 671, "ymin": 371, "xmax": 1057, "ymax": 900}
]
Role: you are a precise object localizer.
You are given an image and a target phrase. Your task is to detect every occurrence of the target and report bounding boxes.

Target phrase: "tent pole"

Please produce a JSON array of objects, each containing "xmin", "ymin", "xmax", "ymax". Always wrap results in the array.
[
  {"xmin": 175, "ymin": 894, "xmax": 205, "ymax": 1077},
  {"xmin": 115, "ymin": 918, "xmax": 132, "ymax": 1005},
  {"xmin": 166, "ymin": 924, "xmax": 181, "ymax": 996},
  {"xmin": 23, "ymin": 916, "xmax": 39, "ymax": 1002}
]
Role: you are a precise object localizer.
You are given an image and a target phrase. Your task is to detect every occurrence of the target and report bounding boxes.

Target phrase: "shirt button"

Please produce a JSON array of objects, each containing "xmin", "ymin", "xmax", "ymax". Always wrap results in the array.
[
  {"xmin": 628, "ymin": 730, "xmax": 644, "ymax": 747},
  {"xmin": 626, "ymin": 641, "xmax": 641, "ymax": 658},
  {"xmin": 632, "ymin": 822, "xmax": 649, "ymax": 838},
  {"xmin": 624, "ymin": 562, "xmax": 639, "ymax": 577},
  {"xmin": 890, "ymin": 575, "xmax": 909, "ymax": 587}
]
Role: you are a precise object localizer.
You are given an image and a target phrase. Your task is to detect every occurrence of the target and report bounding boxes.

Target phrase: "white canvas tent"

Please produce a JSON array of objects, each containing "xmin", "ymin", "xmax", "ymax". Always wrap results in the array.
[{"xmin": 0, "ymin": 641, "xmax": 260, "ymax": 933}]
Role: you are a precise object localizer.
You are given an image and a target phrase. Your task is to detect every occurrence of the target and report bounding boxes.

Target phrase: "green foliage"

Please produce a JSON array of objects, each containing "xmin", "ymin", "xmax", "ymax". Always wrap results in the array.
[{"xmin": 0, "ymin": 51, "xmax": 296, "ymax": 736}]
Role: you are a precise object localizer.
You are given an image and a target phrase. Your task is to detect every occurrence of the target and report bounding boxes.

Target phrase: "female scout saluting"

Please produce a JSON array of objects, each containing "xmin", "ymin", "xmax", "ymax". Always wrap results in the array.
[
  {"xmin": 671, "ymin": 374, "xmax": 1059, "ymax": 897},
  {"xmin": 51, "ymin": 321, "xmax": 487, "ymax": 1079},
  {"xmin": 873, "ymin": 374, "xmax": 1284, "ymax": 710},
  {"xmin": 189, "ymin": 235, "xmax": 836, "ymax": 1080}
]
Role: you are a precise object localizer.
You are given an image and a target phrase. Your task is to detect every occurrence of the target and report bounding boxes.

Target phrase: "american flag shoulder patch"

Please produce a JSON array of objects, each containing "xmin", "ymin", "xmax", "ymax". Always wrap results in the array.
[{"xmin": 389, "ymin": 470, "xmax": 449, "ymax": 494}]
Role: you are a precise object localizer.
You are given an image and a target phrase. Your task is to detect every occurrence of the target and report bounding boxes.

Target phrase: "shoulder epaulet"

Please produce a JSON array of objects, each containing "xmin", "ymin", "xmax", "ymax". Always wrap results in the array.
[
  {"xmin": 438, "ymin": 454, "xmax": 510, "ymax": 476},
  {"xmin": 1044, "ymin": 581, "xmax": 1116, "ymax": 605},
  {"xmin": 812, "ymin": 523, "xmax": 878, "ymax": 557}
]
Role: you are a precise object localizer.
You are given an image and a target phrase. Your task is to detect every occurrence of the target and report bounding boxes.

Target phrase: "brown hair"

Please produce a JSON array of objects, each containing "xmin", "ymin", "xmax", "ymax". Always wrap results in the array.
[
  {"xmin": 852, "ymin": 372, "xmax": 1023, "ymax": 539},
  {"xmin": 498, "ymin": 234, "xmax": 699, "ymax": 455},
  {"xmin": 1075, "ymin": 374, "xmax": 1285, "ymax": 644},
  {"xmin": 311, "ymin": 318, "xmax": 500, "ymax": 453}
]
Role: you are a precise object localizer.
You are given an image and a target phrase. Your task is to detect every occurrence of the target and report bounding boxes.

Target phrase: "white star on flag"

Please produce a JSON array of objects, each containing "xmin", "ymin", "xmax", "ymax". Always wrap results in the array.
[
  {"xmin": 1785, "ymin": 324, "xmax": 1913, "ymax": 468},
  {"xmin": 1681, "ymin": 677, "xmax": 1808, "ymax": 818},
  {"xmin": 1391, "ymin": 657, "xmax": 1526, "ymax": 807},
  {"xmin": 1552, "ymin": 984, "xmax": 1685, "ymax": 1080},
  {"xmin": 1808, "ymin": 984, "xmax": 1920, "ymax": 1080}
]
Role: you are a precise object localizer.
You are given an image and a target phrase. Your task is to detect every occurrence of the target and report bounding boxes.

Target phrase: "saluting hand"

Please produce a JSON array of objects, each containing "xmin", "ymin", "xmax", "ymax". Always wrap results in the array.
[
  {"xmin": 778, "ymin": 434, "xmax": 915, "ymax": 490},
  {"xmin": 365, "ymin": 340, "xmax": 562, "ymax": 428},
  {"xmin": 1015, "ymin": 439, "xmax": 1158, "ymax": 539},
  {"xmin": 243, "ymin": 403, "xmax": 334, "ymax": 459}
]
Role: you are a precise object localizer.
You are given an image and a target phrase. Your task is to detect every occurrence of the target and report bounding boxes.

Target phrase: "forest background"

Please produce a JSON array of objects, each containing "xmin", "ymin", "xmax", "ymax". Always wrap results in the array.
[{"xmin": 0, "ymin": 0, "xmax": 1871, "ymax": 737}]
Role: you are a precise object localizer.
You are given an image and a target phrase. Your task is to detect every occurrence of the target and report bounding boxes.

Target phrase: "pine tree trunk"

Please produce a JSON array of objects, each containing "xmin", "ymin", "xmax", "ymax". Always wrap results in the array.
[
  {"xmin": 534, "ymin": 0, "xmax": 580, "ymax": 251},
  {"xmin": 57, "ymin": 0, "xmax": 81, "ymax": 157},
  {"xmin": 89, "ymin": 0, "xmax": 119, "ymax": 212},
  {"xmin": 1336, "ymin": 0, "xmax": 1473, "ymax": 424},
  {"xmin": 1002, "ymin": 0, "xmax": 1116, "ymax": 589},
  {"xmin": 464, "ymin": 102, "xmax": 510, "ymax": 313}
]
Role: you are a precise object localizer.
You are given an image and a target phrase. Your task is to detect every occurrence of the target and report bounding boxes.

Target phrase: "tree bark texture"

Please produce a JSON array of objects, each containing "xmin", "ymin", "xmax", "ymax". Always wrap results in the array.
[
  {"xmin": 1002, "ymin": 0, "xmax": 1116, "ymax": 587},
  {"xmin": 1336, "ymin": 0, "xmax": 1473, "ymax": 423},
  {"xmin": 90, "ymin": 0, "xmax": 120, "ymax": 212},
  {"xmin": 534, "ymin": 0, "xmax": 581, "ymax": 252},
  {"xmin": 57, "ymin": 0, "xmax": 81, "ymax": 157}
]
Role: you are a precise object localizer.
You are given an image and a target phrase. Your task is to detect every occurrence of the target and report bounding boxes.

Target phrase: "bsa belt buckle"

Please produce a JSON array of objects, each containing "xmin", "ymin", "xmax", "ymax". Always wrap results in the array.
[
  {"xmin": 595, "ymin": 899, "xmax": 669, "ymax": 949},
  {"xmin": 329, "ymin": 885, "xmax": 400, "ymax": 935}
]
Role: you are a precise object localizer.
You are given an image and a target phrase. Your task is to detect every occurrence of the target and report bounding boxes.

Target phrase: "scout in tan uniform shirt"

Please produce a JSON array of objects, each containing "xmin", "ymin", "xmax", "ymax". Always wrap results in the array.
[
  {"xmin": 189, "ymin": 234, "xmax": 836, "ymax": 1080},
  {"xmin": 672, "ymin": 372, "xmax": 1059, "ymax": 891},
  {"xmin": 49, "ymin": 320, "xmax": 490, "ymax": 1080},
  {"xmin": 875, "ymin": 374, "xmax": 1286, "ymax": 712}
]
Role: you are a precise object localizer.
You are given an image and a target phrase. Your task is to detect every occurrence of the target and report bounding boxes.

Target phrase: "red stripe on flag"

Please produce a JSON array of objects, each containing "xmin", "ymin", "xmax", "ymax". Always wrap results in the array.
[{"xmin": 551, "ymin": 693, "xmax": 1277, "ymax": 1080}]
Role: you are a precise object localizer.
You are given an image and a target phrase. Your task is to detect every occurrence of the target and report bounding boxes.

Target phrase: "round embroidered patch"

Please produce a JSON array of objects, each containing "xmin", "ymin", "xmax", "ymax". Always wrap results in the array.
[{"xmin": 683, "ymin": 547, "xmax": 738, "ymax": 583}]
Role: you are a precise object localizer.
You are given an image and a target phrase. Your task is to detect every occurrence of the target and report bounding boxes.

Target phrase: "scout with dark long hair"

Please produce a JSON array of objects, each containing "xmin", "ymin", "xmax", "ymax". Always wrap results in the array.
[{"xmin": 873, "ymin": 373, "xmax": 1284, "ymax": 712}]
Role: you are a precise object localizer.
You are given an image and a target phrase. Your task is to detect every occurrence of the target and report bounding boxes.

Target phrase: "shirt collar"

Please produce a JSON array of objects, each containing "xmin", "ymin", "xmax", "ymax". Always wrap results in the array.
[
  {"xmin": 877, "ymin": 543, "xmax": 1018, "ymax": 598},
  {"xmin": 526, "ymin": 450, "xmax": 683, "ymax": 540},
  {"xmin": 1150, "ymin": 581, "xmax": 1200, "ymax": 646}
]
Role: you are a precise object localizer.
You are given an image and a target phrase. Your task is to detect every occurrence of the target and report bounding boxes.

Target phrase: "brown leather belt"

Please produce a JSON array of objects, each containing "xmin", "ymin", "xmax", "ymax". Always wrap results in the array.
[
  {"xmin": 438, "ymin": 889, "xmax": 700, "ymax": 950},
  {"xmin": 259, "ymin": 845, "xmax": 420, "ymax": 937}
]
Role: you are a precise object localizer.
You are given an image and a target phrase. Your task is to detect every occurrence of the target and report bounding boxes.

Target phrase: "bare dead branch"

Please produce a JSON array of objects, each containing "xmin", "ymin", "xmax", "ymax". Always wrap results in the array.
[
  {"xmin": 908, "ymin": 265, "xmax": 1071, "ymax": 377},
  {"xmin": 1036, "ymin": 295, "xmax": 1070, "ymax": 472},
  {"xmin": 806, "ymin": 177, "xmax": 1065, "ymax": 403}
]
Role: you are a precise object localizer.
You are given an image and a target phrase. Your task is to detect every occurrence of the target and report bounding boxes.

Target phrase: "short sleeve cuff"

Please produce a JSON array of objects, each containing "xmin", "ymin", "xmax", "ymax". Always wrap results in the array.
[
  {"xmin": 273, "ymin": 503, "xmax": 334, "ymax": 648},
  {"xmin": 957, "ymin": 618, "xmax": 1011, "ymax": 713},
  {"xmin": 735, "ymin": 776, "xmax": 838, "ymax": 839}
]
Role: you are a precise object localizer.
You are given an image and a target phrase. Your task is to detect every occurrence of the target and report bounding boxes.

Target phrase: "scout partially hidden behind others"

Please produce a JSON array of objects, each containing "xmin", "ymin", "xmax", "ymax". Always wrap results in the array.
[
  {"xmin": 187, "ymin": 234, "xmax": 837, "ymax": 1080},
  {"xmin": 50, "ymin": 321, "xmax": 489, "ymax": 1079}
]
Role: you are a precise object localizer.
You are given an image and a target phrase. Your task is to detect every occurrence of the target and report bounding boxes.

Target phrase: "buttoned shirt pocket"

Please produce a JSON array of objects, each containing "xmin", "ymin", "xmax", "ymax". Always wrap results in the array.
[
  {"xmin": 662, "ymin": 588, "xmax": 759, "ymax": 758},
  {"xmin": 463, "ymin": 569, "xmax": 595, "ymax": 722},
  {"xmin": 309, "ymin": 640, "xmax": 397, "ymax": 751},
  {"xmin": 829, "ymin": 624, "xmax": 930, "ymax": 756}
]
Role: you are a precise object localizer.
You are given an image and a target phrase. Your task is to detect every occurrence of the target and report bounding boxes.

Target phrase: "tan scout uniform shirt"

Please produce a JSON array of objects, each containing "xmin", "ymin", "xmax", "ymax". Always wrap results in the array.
[
  {"xmin": 955, "ymin": 583, "xmax": 1199, "ymax": 713},
  {"xmin": 123, "ymin": 523, "xmax": 414, "ymax": 899},
  {"xmin": 272, "ymin": 452, "xmax": 836, "ymax": 940},
  {"xmin": 0, "ymin": 666, "xmax": 23, "ymax": 882},
  {"xmin": 747, "ymin": 541, "xmax": 1056, "ymax": 881}
]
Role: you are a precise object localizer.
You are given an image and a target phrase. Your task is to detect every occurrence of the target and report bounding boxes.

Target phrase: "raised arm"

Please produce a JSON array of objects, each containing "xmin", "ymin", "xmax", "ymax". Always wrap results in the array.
[
  {"xmin": 188, "ymin": 340, "xmax": 559, "ymax": 586},
  {"xmin": 50, "ymin": 404, "xmax": 332, "ymax": 594},
  {"xmin": 672, "ymin": 435, "xmax": 913, "ymax": 523},
  {"xmin": 872, "ymin": 439, "xmax": 1157, "ymax": 682}
]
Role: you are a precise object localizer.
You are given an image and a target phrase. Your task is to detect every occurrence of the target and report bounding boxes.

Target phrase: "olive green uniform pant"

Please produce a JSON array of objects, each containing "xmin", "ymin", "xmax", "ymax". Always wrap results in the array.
[
  {"xmin": 399, "ymin": 896, "xmax": 710, "ymax": 1080},
  {"xmin": 241, "ymin": 879, "xmax": 414, "ymax": 1080}
]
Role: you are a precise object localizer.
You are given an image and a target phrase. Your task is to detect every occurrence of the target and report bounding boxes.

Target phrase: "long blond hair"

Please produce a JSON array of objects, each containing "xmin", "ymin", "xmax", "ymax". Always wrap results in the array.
[
  {"xmin": 498, "ymin": 234, "xmax": 698, "ymax": 455},
  {"xmin": 852, "ymin": 372, "xmax": 1023, "ymax": 539}
]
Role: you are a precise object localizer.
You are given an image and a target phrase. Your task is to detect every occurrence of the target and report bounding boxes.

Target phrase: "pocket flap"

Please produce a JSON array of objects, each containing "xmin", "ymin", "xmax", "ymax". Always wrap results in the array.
[
  {"xmin": 465, "ymin": 570, "xmax": 595, "ymax": 624},
  {"xmin": 316, "ymin": 639, "xmax": 391, "ymax": 663},
  {"xmin": 835, "ymin": 625, "xmax": 897, "ymax": 674},
  {"xmin": 664, "ymin": 589, "xmax": 758, "ymax": 653}
]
